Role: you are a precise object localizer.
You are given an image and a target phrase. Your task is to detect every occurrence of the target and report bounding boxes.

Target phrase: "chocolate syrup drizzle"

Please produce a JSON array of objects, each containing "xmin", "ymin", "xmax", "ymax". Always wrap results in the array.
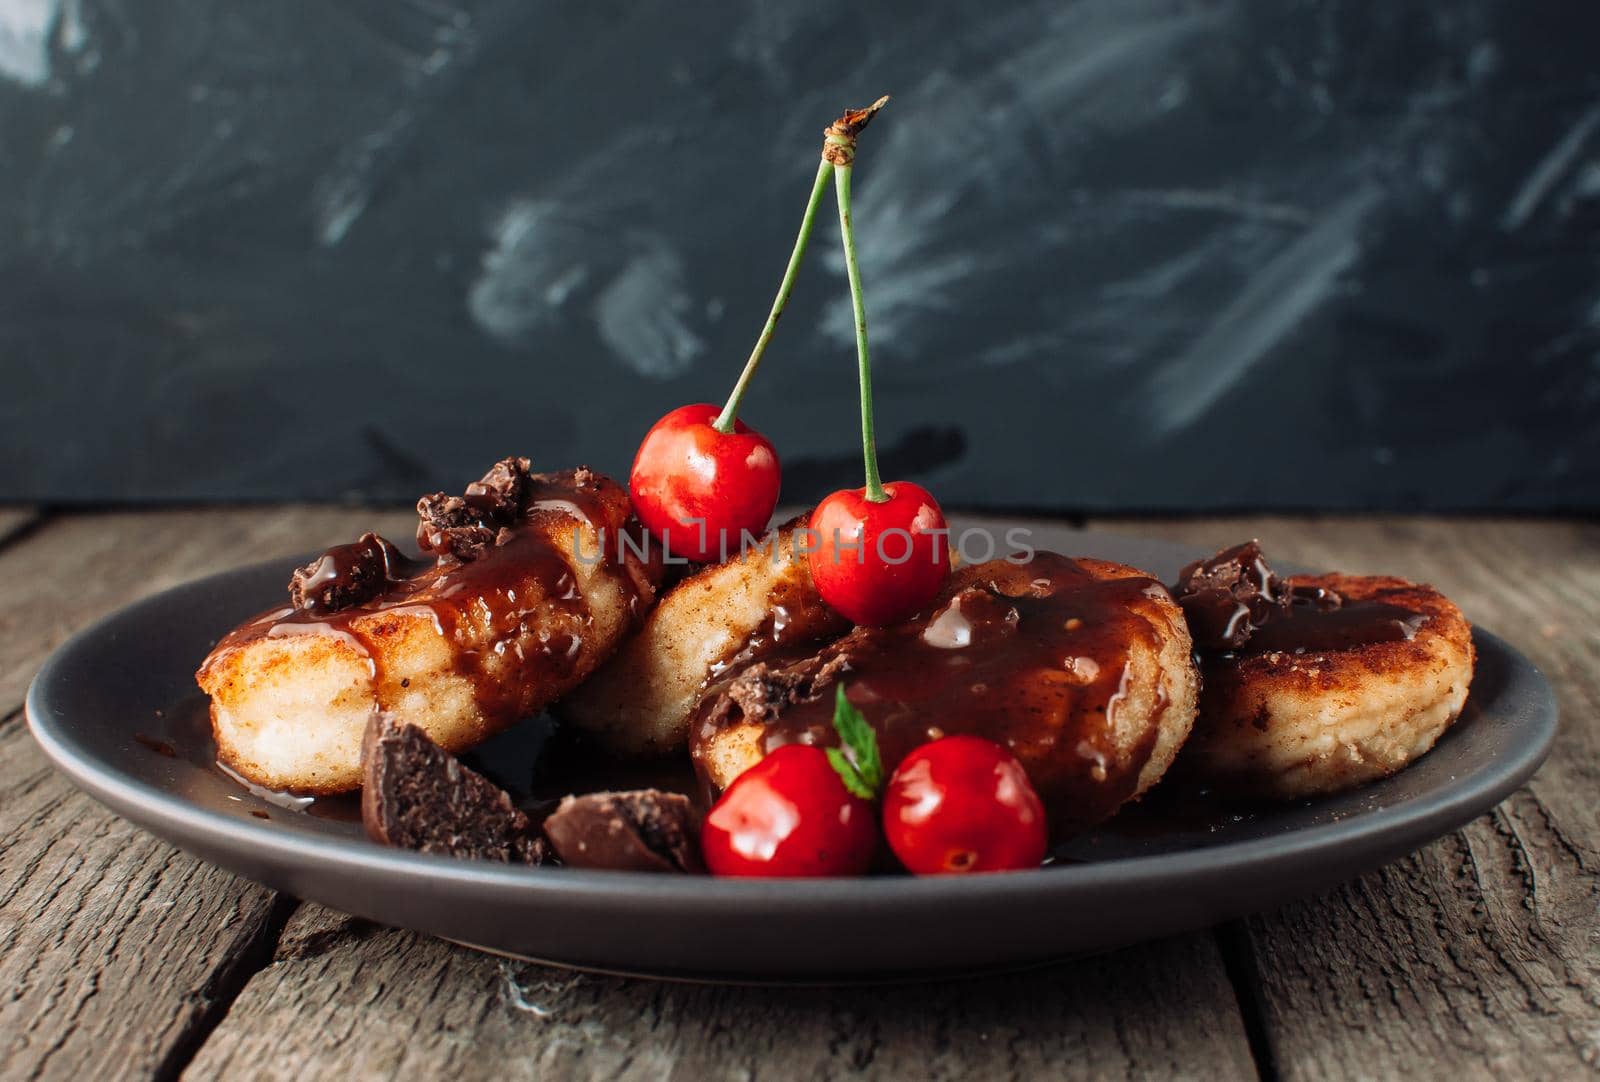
[
  {"xmin": 201, "ymin": 468, "xmax": 652, "ymax": 725},
  {"xmin": 692, "ymin": 553, "xmax": 1175, "ymax": 832},
  {"xmin": 1173, "ymin": 540, "xmax": 1425, "ymax": 657}
]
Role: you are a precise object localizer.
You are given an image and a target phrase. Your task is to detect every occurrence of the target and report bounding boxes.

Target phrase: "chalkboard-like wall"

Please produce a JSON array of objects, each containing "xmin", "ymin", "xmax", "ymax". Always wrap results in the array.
[{"xmin": 2, "ymin": 1, "xmax": 1597, "ymax": 510}]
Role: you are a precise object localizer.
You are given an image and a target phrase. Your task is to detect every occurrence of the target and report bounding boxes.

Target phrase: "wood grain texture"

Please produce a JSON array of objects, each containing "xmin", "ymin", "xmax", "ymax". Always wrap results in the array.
[
  {"xmin": 1099, "ymin": 517, "xmax": 1600, "ymax": 1079},
  {"xmin": 185, "ymin": 904, "xmax": 1255, "ymax": 1081},
  {"xmin": 0, "ymin": 508, "xmax": 405, "ymax": 1080},
  {"xmin": 0, "ymin": 507, "xmax": 39, "ymax": 548},
  {"xmin": 0, "ymin": 708, "xmax": 287, "ymax": 1080},
  {"xmin": 7, "ymin": 510, "xmax": 1598, "ymax": 1080},
  {"xmin": 0, "ymin": 506, "xmax": 412, "ymax": 711}
]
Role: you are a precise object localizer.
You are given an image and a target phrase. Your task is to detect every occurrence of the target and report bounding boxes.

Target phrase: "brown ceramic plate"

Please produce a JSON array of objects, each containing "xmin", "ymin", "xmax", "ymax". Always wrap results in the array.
[{"xmin": 26, "ymin": 526, "xmax": 1556, "ymax": 981}]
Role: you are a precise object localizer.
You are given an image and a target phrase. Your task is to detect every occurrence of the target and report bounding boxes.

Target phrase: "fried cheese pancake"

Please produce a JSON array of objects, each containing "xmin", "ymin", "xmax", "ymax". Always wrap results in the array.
[
  {"xmin": 690, "ymin": 552, "xmax": 1199, "ymax": 834},
  {"xmin": 197, "ymin": 463, "xmax": 662, "ymax": 794},
  {"xmin": 557, "ymin": 517, "xmax": 849, "ymax": 755},
  {"xmin": 1178, "ymin": 569, "xmax": 1474, "ymax": 800}
]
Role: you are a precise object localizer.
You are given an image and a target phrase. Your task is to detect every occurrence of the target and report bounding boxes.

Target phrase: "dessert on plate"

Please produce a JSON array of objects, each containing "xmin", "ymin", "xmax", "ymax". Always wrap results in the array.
[
  {"xmin": 689, "ymin": 552, "xmax": 1197, "ymax": 835},
  {"xmin": 197, "ymin": 460, "xmax": 662, "ymax": 794},
  {"xmin": 192, "ymin": 97, "xmax": 1476, "ymax": 878},
  {"xmin": 1170, "ymin": 541, "xmax": 1475, "ymax": 800}
]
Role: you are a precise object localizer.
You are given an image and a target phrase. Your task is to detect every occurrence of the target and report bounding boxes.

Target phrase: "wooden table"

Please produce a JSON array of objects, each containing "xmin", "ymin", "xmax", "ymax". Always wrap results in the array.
[{"xmin": 1, "ymin": 508, "xmax": 1595, "ymax": 1080}]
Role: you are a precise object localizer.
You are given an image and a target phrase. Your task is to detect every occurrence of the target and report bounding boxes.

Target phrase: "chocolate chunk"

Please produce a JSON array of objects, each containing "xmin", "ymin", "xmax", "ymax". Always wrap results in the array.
[
  {"xmin": 722, "ymin": 662, "xmax": 810, "ymax": 725},
  {"xmin": 361, "ymin": 717, "xmax": 547, "ymax": 864},
  {"xmin": 464, "ymin": 455, "xmax": 534, "ymax": 518},
  {"xmin": 711, "ymin": 652, "xmax": 851, "ymax": 728},
  {"xmin": 416, "ymin": 457, "xmax": 536, "ymax": 560},
  {"xmin": 542, "ymin": 790, "xmax": 702, "ymax": 873},
  {"xmin": 415, "ymin": 493, "xmax": 497, "ymax": 559},
  {"xmin": 289, "ymin": 532, "xmax": 408, "ymax": 613},
  {"xmin": 1172, "ymin": 540, "xmax": 1340, "ymax": 651}
]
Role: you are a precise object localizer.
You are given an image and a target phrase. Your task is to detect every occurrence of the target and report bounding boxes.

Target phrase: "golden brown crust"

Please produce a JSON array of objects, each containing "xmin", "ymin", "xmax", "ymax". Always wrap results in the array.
[
  {"xmin": 557, "ymin": 516, "xmax": 849, "ymax": 755},
  {"xmin": 1214, "ymin": 575, "xmax": 1469, "ymax": 693},
  {"xmin": 198, "ymin": 469, "xmax": 658, "ymax": 794},
  {"xmin": 1179, "ymin": 574, "xmax": 1475, "ymax": 800}
]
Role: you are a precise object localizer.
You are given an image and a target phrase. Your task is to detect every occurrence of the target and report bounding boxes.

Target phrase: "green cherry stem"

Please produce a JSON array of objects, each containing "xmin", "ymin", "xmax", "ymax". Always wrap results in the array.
[
  {"xmin": 832, "ymin": 160, "xmax": 888, "ymax": 503},
  {"xmin": 713, "ymin": 158, "xmax": 834, "ymax": 434},
  {"xmin": 817, "ymin": 95, "xmax": 891, "ymax": 501}
]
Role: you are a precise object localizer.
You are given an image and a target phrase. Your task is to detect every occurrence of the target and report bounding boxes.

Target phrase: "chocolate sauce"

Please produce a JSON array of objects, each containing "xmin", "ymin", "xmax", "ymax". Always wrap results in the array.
[
  {"xmin": 133, "ymin": 733, "xmax": 177, "ymax": 757},
  {"xmin": 1175, "ymin": 540, "xmax": 1427, "ymax": 657},
  {"xmin": 201, "ymin": 469, "xmax": 655, "ymax": 726},
  {"xmin": 692, "ymin": 553, "xmax": 1174, "ymax": 832},
  {"xmin": 1237, "ymin": 600, "xmax": 1425, "ymax": 655},
  {"xmin": 303, "ymin": 795, "xmax": 363, "ymax": 823}
]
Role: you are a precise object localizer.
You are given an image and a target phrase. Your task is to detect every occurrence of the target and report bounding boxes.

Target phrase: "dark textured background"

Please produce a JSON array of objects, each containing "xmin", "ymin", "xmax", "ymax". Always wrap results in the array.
[{"xmin": 2, "ymin": 1, "xmax": 1597, "ymax": 510}]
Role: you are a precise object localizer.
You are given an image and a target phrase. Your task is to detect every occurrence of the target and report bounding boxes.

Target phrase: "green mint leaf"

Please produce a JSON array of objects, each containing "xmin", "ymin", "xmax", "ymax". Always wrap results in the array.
[
  {"xmin": 826, "ymin": 747, "xmax": 875, "ymax": 800},
  {"xmin": 830, "ymin": 683, "xmax": 884, "ymax": 797}
]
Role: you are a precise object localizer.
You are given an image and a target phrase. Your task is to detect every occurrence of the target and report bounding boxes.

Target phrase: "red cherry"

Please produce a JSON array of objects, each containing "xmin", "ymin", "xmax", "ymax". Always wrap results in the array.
[
  {"xmin": 701, "ymin": 745, "xmax": 877, "ymax": 877},
  {"xmin": 883, "ymin": 735, "xmax": 1048, "ymax": 875},
  {"xmin": 807, "ymin": 481, "xmax": 949, "ymax": 626},
  {"xmin": 630, "ymin": 403, "xmax": 781, "ymax": 563}
]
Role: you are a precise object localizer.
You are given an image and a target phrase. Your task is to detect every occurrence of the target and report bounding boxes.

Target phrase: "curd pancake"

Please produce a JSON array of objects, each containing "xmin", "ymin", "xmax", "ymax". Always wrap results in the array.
[
  {"xmin": 1173, "ymin": 542, "xmax": 1474, "ymax": 800},
  {"xmin": 198, "ymin": 460, "xmax": 663, "ymax": 795},
  {"xmin": 558, "ymin": 516, "xmax": 849, "ymax": 756},
  {"xmin": 689, "ymin": 552, "xmax": 1199, "ymax": 835}
]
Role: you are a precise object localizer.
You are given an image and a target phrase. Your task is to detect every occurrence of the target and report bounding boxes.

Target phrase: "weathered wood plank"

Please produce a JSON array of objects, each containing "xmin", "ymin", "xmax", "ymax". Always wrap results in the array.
[
  {"xmin": 185, "ymin": 903, "xmax": 1256, "ymax": 1081},
  {"xmin": 0, "ymin": 507, "xmax": 40, "ymax": 550},
  {"xmin": 0, "ymin": 505, "xmax": 412, "ymax": 711},
  {"xmin": 0, "ymin": 507, "xmax": 406, "ymax": 1080},
  {"xmin": 0, "ymin": 707, "xmax": 287, "ymax": 1080},
  {"xmin": 1097, "ymin": 517, "xmax": 1600, "ymax": 1079}
]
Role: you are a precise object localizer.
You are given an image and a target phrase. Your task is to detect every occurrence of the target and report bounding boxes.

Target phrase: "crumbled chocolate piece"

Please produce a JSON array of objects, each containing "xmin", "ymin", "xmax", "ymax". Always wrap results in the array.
[
  {"xmin": 805, "ymin": 652, "xmax": 852, "ymax": 690},
  {"xmin": 542, "ymin": 790, "xmax": 702, "ymax": 873},
  {"xmin": 464, "ymin": 455, "xmax": 534, "ymax": 519},
  {"xmin": 361, "ymin": 717, "xmax": 547, "ymax": 864},
  {"xmin": 416, "ymin": 457, "xmax": 536, "ymax": 559},
  {"xmin": 571, "ymin": 464, "xmax": 596, "ymax": 488},
  {"xmin": 1172, "ymin": 540, "xmax": 1281, "ymax": 651},
  {"xmin": 416, "ymin": 493, "xmax": 497, "ymax": 559},
  {"xmin": 723, "ymin": 663, "xmax": 809, "ymax": 724},
  {"xmin": 1172, "ymin": 540, "xmax": 1340, "ymax": 651},
  {"xmin": 289, "ymin": 532, "xmax": 409, "ymax": 613},
  {"xmin": 711, "ymin": 652, "xmax": 852, "ymax": 728}
]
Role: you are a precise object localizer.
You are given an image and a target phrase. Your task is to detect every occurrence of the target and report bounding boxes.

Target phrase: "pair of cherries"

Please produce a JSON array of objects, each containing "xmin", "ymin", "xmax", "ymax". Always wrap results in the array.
[
  {"xmin": 701, "ymin": 688, "xmax": 1049, "ymax": 877},
  {"xmin": 630, "ymin": 97, "xmax": 948, "ymax": 628},
  {"xmin": 630, "ymin": 407, "xmax": 945, "ymax": 626}
]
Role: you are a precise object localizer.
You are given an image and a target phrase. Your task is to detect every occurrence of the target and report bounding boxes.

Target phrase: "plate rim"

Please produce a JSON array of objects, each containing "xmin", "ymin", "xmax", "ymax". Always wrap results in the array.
[{"xmin": 23, "ymin": 536, "xmax": 1560, "ymax": 913}]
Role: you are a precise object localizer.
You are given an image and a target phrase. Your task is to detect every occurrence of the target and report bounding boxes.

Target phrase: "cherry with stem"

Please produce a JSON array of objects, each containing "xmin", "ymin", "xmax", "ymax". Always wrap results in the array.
[
  {"xmin": 809, "ymin": 97, "xmax": 951, "ymax": 626},
  {"xmin": 826, "ymin": 103, "xmax": 890, "ymax": 503},
  {"xmin": 631, "ymin": 148, "xmax": 835, "ymax": 562}
]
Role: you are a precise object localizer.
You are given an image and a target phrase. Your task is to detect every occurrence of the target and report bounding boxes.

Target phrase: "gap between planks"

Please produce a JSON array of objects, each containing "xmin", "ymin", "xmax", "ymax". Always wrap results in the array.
[{"xmin": 149, "ymin": 894, "xmax": 301, "ymax": 1082}]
